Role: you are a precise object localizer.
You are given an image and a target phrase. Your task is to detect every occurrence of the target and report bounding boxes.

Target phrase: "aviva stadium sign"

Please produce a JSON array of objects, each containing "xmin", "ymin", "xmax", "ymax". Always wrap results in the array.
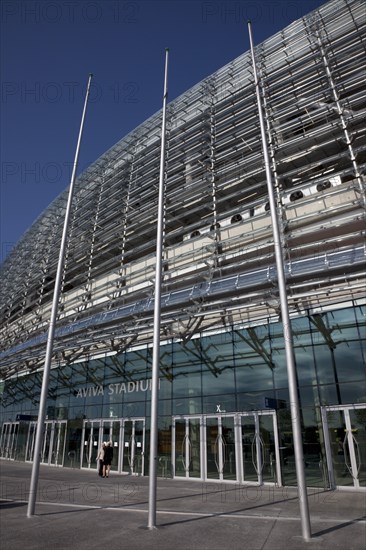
[{"xmin": 74, "ymin": 378, "xmax": 160, "ymax": 398}]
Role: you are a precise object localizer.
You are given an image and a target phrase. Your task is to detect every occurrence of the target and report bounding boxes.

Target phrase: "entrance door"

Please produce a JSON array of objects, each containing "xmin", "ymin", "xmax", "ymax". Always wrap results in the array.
[
  {"xmin": 101, "ymin": 420, "xmax": 120, "ymax": 473},
  {"xmin": 173, "ymin": 416, "xmax": 201, "ymax": 479},
  {"xmin": 121, "ymin": 418, "xmax": 145, "ymax": 475},
  {"xmin": 172, "ymin": 412, "xmax": 281, "ymax": 485},
  {"xmin": 24, "ymin": 421, "xmax": 67, "ymax": 466},
  {"xmin": 205, "ymin": 415, "xmax": 236, "ymax": 481},
  {"xmin": 239, "ymin": 411, "xmax": 281, "ymax": 485},
  {"xmin": 40, "ymin": 421, "xmax": 67, "ymax": 466},
  {"xmin": 81, "ymin": 420, "xmax": 101, "ymax": 469},
  {"xmin": 49, "ymin": 422, "xmax": 67, "ymax": 466},
  {"xmin": 0, "ymin": 422, "xmax": 19, "ymax": 459},
  {"xmin": 322, "ymin": 404, "xmax": 366, "ymax": 489},
  {"xmin": 81, "ymin": 418, "xmax": 145, "ymax": 474},
  {"xmin": 205, "ymin": 412, "xmax": 280, "ymax": 484},
  {"xmin": 25, "ymin": 422, "xmax": 37, "ymax": 462}
]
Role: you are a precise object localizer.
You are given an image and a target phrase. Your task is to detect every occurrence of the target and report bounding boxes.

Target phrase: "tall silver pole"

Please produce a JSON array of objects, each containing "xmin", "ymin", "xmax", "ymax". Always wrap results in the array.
[
  {"xmin": 27, "ymin": 73, "xmax": 93, "ymax": 518},
  {"xmin": 147, "ymin": 48, "xmax": 169, "ymax": 530},
  {"xmin": 247, "ymin": 22, "xmax": 311, "ymax": 540}
]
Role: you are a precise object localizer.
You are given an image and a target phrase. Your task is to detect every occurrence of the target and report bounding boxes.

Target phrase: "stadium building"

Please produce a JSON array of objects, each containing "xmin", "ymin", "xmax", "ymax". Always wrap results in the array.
[{"xmin": 0, "ymin": 0, "xmax": 365, "ymax": 491}]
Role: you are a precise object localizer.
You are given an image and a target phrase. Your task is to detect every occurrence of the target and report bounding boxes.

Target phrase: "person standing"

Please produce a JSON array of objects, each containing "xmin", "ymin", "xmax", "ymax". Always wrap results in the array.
[
  {"xmin": 97, "ymin": 442, "xmax": 106, "ymax": 477},
  {"xmin": 103, "ymin": 441, "xmax": 113, "ymax": 478}
]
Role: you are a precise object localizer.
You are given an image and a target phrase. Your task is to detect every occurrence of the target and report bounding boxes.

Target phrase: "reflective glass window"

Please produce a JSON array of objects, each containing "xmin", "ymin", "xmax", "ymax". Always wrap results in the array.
[
  {"xmin": 340, "ymin": 381, "xmax": 366, "ymax": 404},
  {"xmin": 296, "ymin": 347, "xmax": 317, "ymax": 386},
  {"xmin": 172, "ymin": 340, "xmax": 202, "ymax": 398},
  {"xmin": 172, "ymin": 397, "xmax": 202, "ymax": 415}
]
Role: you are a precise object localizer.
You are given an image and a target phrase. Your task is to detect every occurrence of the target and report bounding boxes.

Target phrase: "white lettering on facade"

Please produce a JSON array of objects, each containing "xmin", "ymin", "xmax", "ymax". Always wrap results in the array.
[{"xmin": 76, "ymin": 378, "xmax": 157, "ymax": 398}]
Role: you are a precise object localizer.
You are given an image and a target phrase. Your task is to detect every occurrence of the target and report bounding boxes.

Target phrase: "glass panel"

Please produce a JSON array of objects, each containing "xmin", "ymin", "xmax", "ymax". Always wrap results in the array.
[
  {"xmin": 259, "ymin": 415, "xmax": 277, "ymax": 483},
  {"xmin": 8, "ymin": 423, "xmax": 19, "ymax": 459},
  {"xmin": 277, "ymin": 409, "xmax": 297, "ymax": 485},
  {"xmin": 2, "ymin": 425, "xmax": 10, "ymax": 458},
  {"xmin": 158, "ymin": 420, "xmax": 171, "ymax": 477},
  {"xmin": 222, "ymin": 416, "xmax": 236, "ymax": 481},
  {"xmin": 112, "ymin": 421, "xmax": 120, "ymax": 472},
  {"xmin": 82, "ymin": 421, "xmax": 99, "ymax": 469},
  {"xmin": 0, "ymin": 424, "xmax": 6, "ymax": 457},
  {"xmin": 102, "ymin": 421, "xmax": 112, "ymax": 446},
  {"xmin": 206, "ymin": 418, "xmax": 219, "ymax": 479},
  {"xmin": 64, "ymin": 419, "xmax": 83, "ymax": 468},
  {"xmin": 172, "ymin": 340, "xmax": 202, "ymax": 398},
  {"xmin": 171, "ymin": 396, "xmax": 201, "ymax": 416},
  {"xmin": 122, "ymin": 421, "xmax": 133, "ymax": 473},
  {"xmin": 326, "ymin": 410, "xmax": 353, "ymax": 487},
  {"xmin": 15, "ymin": 422, "xmax": 28, "ymax": 461},
  {"xmin": 296, "ymin": 347, "xmax": 317, "ymax": 386},
  {"xmin": 202, "ymin": 394, "xmax": 236, "ymax": 415},
  {"xmin": 349, "ymin": 408, "xmax": 366, "ymax": 487},
  {"xmin": 26, "ymin": 422, "xmax": 37, "ymax": 461},
  {"xmin": 42, "ymin": 423, "xmax": 52, "ymax": 464},
  {"xmin": 57, "ymin": 422, "xmax": 66, "ymax": 466},
  {"xmin": 134, "ymin": 420, "xmax": 144, "ymax": 475},
  {"xmin": 241, "ymin": 416, "xmax": 258, "ymax": 482},
  {"xmin": 188, "ymin": 418, "xmax": 201, "ymax": 478},
  {"xmin": 340, "ymin": 381, "xmax": 366, "ymax": 404},
  {"xmin": 50, "ymin": 423, "xmax": 58, "ymax": 465},
  {"xmin": 201, "ymin": 333, "xmax": 235, "ymax": 396},
  {"xmin": 302, "ymin": 408, "xmax": 326, "ymax": 488},
  {"xmin": 174, "ymin": 419, "xmax": 186, "ymax": 477}
]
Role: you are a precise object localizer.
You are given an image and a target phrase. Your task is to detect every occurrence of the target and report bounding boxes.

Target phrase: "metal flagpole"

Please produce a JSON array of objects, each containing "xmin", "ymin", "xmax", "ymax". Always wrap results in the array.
[
  {"xmin": 27, "ymin": 73, "xmax": 93, "ymax": 518},
  {"xmin": 148, "ymin": 48, "xmax": 169, "ymax": 530},
  {"xmin": 247, "ymin": 22, "xmax": 311, "ymax": 540}
]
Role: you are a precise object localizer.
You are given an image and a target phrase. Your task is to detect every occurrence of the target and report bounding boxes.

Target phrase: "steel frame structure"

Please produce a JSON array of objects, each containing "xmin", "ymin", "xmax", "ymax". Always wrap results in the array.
[{"xmin": 1, "ymin": 0, "xmax": 365, "ymax": 380}]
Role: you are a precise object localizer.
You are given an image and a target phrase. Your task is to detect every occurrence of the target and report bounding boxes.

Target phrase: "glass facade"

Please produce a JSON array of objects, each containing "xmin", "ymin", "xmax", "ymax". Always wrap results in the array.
[
  {"xmin": 1, "ymin": 302, "xmax": 365, "ymax": 489},
  {"xmin": 0, "ymin": 0, "xmax": 365, "ymax": 494}
]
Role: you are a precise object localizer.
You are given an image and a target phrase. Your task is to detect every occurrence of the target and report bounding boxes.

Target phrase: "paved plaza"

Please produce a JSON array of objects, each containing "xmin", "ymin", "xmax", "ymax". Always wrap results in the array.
[{"xmin": 0, "ymin": 461, "xmax": 365, "ymax": 549}]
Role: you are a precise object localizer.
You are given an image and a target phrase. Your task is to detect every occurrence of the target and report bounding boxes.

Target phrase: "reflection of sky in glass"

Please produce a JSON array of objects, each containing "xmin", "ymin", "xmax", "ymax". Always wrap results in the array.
[
  {"xmin": 236, "ymin": 364, "xmax": 274, "ymax": 392},
  {"xmin": 292, "ymin": 317, "xmax": 313, "ymax": 346},
  {"xmin": 313, "ymin": 345, "xmax": 334, "ymax": 384},
  {"xmin": 172, "ymin": 397, "xmax": 202, "ymax": 416},
  {"xmin": 319, "ymin": 384, "xmax": 339, "ymax": 405},
  {"xmin": 334, "ymin": 341, "xmax": 365, "ymax": 382},
  {"xmin": 203, "ymin": 394, "xmax": 236, "ymax": 414},
  {"xmin": 124, "ymin": 348, "xmax": 150, "ymax": 376},
  {"xmin": 298, "ymin": 385, "xmax": 320, "ymax": 407},
  {"xmin": 340, "ymin": 381, "xmax": 366, "ymax": 404},
  {"xmin": 355, "ymin": 305, "xmax": 366, "ymax": 326},
  {"xmin": 294, "ymin": 348, "xmax": 317, "ymax": 385},
  {"xmin": 202, "ymin": 366, "xmax": 235, "ymax": 395},
  {"xmin": 172, "ymin": 369, "xmax": 202, "ymax": 398},
  {"xmin": 1, "ymin": 305, "xmax": 365, "ymax": 424}
]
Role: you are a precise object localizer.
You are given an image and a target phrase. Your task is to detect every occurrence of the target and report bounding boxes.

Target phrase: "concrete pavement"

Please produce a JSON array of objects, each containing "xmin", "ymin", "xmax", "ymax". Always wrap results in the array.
[{"xmin": 1, "ymin": 460, "xmax": 365, "ymax": 549}]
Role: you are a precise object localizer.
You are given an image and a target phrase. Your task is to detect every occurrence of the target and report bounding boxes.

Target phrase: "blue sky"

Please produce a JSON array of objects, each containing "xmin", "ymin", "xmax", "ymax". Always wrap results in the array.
[{"xmin": 1, "ymin": 0, "xmax": 326, "ymax": 263}]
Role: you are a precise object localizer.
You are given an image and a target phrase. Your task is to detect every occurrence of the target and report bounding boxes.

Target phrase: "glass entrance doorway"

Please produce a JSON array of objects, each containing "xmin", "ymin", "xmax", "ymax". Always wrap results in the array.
[
  {"xmin": 121, "ymin": 419, "xmax": 145, "ymax": 475},
  {"xmin": 239, "ymin": 411, "xmax": 281, "ymax": 485},
  {"xmin": 81, "ymin": 418, "xmax": 145, "ymax": 475},
  {"xmin": 172, "ymin": 411, "xmax": 281, "ymax": 485},
  {"xmin": 205, "ymin": 415, "xmax": 236, "ymax": 481},
  {"xmin": 43, "ymin": 421, "xmax": 67, "ymax": 466},
  {"xmin": 82, "ymin": 420, "xmax": 102, "ymax": 469},
  {"xmin": 0, "ymin": 422, "xmax": 19, "ymax": 459},
  {"xmin": 173, "ymin": 416, "xmax": 201, "ymax": 479},
  {"xmin": 322, "ymin": 404, "xmax": 366, "ymax": 490},
  {"xmin": 25, "ymin": 421, "xmax": 67, "ymax": 466}
]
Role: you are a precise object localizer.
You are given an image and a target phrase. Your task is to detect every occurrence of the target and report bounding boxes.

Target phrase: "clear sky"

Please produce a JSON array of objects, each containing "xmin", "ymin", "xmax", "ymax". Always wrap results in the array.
[{"xmin": 1, "ymin": 0, "xmax": 326, "ymax": 263}]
